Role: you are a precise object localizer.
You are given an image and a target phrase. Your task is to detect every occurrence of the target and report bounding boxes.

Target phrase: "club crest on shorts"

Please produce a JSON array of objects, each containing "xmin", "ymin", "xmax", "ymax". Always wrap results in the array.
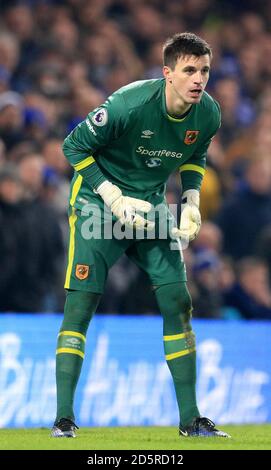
[
  {"xmin": 184, "ymin": 130, "xmax": 199, "ymax": 145},
  {"xmin": 91, "ymin": 108, "xmax": 108, "ymax": 126},
  {"xmin": 75, "ymin": 264, "xmax": 90, "ymax": 280}
]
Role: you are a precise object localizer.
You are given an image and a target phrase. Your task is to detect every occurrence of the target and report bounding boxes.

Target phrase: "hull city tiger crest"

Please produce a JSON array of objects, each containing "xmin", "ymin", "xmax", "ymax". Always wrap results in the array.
[
  {"xmin": 75, "ymin": 264, "xmax": 90, "ymax": 280},
  {"xmin": 184, "ymin": 130, "xmax": 200, "ymax": 145}
]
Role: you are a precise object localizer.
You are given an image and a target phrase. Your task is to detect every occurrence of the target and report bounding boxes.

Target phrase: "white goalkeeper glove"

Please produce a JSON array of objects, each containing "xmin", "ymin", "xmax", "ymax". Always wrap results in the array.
[
  {"xmin": 96, "ymin": 180, "xmax": 154, "ymax": 230},
  {"xmin": 171, "ymin": 189, "xmax": 201, "ymax": 241}
]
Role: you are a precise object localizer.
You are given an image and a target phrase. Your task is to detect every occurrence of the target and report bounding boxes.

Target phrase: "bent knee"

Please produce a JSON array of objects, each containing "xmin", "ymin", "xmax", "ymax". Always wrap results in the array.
[{"xmin": 155, "ymin": 282, "xmax": 193, "ymax": 321}]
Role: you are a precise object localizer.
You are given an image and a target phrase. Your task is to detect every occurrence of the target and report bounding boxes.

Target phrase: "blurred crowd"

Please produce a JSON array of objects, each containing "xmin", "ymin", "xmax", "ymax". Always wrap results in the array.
[{"xmin": 0, "ymin": 0, "xmax": 271, "ymax": 319}]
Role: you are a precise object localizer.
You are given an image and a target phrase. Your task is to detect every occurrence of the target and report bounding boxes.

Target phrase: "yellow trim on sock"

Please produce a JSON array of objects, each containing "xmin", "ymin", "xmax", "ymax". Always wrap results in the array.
[
  {"xmin": 73, "ymin": 156, "xmax": 95, "ymax": 171},
  {"xmin": 179, "ymin": 164, "xmax": 205, "ymax": 176},
  {"xmin": 163, "ymin": 332, "xmax": 192, "ymax": 341},
  {"xmin": 56, "ymin": 348, "xmax": 84, "ymax": 359},
  {"xmin": 58, "ymin": 331, "xmax": 86, "ymax": 342},
  {"xmin": 70, "ymin": 174, "xmax": 83, "ymax": 206},
  {"xmin": 165, "ymin": 347, "xmax": 196, "ymax": 361},
  {"xmin": 64, "ymin": 208, "xmax": 77, "ymax": 289}
]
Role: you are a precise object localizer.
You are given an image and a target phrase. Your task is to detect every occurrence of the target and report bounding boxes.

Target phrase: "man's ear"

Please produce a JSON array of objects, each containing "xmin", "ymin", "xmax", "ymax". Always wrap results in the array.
[{"xmin": 163, "ymin": 66, "xmax": 173, "ymax": 83}]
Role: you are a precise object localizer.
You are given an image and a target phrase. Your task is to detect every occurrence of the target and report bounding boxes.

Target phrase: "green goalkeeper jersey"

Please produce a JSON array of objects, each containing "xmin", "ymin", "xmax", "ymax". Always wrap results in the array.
[{"xmin": 63, "ymin": 78, "xmax": 221, "ymax": 211}]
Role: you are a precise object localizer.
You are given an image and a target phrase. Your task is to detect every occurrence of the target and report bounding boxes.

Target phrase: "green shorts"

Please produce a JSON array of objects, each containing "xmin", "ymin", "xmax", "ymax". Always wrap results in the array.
[{"xmin": 64, "ymin": 207, "xmax": 187, "ymax": 293}]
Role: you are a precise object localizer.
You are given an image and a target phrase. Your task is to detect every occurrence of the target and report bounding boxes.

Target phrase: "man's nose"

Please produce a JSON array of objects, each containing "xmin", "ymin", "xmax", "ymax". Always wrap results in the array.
[{"xmin": 194, "ymin": 71, "xmax": 203, "ymax": 84}]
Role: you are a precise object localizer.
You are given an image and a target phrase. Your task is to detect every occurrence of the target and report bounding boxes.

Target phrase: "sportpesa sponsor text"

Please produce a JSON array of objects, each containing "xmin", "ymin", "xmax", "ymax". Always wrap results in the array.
[{"xmin": 136, "ymin": 146, "xmax": 183, "ymax": 159}]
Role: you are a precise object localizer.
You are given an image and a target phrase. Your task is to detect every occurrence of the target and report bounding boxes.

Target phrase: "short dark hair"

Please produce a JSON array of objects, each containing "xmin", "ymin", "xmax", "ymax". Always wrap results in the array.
[{"xmin": 163, "ymin": 32, "xmax": 212, "ymax": 69}]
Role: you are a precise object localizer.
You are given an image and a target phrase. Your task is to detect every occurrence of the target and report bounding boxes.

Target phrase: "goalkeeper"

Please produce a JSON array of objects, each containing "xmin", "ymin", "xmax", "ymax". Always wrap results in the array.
[{"xmin": 52, "ymin": 32, "xmax": 230, "ymax": 439}]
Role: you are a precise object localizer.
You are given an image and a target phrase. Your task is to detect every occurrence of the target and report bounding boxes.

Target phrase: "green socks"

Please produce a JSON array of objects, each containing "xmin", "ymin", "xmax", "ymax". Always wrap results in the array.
[
  {"xmin": 55, "ymin": 290, "xmax": 100, "ymax": 421},
  {"xmin": 155, "ymin": 282, "xmax": 200, "ymax": 427}
]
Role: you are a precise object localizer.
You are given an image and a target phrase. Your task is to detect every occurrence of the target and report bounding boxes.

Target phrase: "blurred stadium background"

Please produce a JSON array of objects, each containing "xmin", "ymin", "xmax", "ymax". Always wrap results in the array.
[{"xmin": 0, "ymin": 0, "xmax": 271, "ymax": 430}]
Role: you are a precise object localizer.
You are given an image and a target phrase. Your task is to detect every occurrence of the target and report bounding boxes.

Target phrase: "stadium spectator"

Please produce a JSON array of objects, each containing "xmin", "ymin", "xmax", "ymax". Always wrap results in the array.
[
  {"xmin": 0, "ymin": 31, "xmax": 20, "ymax": 80},
  {"xmin": 216, "ymin": 155, "xmax": 271, "ymax": 259},
  {"xmin": 0, "ymin": 91, "xmax": 24, "ymax": 150},
  {"xmin": 0, "ymin": 159, "xmax": 65, "ymax": 312},
  {"xmin": 192, "ymin": 250, "xmax": 222, "ymax": 318},
  {"xmin": 223, "ymin": 258, "xmax": 271, "ymax": 319}
]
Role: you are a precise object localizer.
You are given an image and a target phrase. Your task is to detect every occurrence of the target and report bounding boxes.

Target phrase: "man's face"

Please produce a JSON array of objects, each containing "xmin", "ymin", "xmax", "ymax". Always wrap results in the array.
[{"xmin": 164, "ymin": 54, "xmax": 210, "ymax": 105}]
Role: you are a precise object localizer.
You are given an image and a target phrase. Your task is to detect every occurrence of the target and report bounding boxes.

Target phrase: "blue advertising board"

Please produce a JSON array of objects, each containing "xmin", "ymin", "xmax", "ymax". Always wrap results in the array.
[{"xmin": 0, "ymin": 314, "xmax": 270, "ymax": 428}]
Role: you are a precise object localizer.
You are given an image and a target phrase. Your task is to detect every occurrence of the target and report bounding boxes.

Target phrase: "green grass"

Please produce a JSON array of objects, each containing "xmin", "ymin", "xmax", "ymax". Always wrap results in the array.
[{"xmin": 0, "ymin": 425, "xmax": 271, "ymax": 450}]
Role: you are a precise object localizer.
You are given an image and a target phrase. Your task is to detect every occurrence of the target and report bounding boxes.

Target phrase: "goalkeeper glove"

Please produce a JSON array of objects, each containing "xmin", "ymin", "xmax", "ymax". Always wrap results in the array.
[
  {"xmin": 171, "ymin": 189, "xmax": 201, "ymax": 241},
  {"xmin": 96, "ymin": 180, "xmax": 154, "ymax": 230}
]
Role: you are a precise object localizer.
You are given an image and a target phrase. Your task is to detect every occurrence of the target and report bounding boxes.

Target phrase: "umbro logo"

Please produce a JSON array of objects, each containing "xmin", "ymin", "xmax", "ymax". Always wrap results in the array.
[
  {"xmin": 66, "ymin": 338, "xmax": 80, "ymax": 346},
  {"xmin": 141, "ymin": 130, "xmax": 154, "ymax": 138}
]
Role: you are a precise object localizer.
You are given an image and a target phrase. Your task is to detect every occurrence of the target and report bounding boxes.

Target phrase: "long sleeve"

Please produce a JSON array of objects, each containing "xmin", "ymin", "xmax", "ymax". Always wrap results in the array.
[{"xmin": 62, "ymin": 92, "xmax": 128, "ymax": 190}]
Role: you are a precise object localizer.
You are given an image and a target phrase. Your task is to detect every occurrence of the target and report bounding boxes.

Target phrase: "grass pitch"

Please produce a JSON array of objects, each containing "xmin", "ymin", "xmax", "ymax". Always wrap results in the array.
[{"xmin": 0, "ymin": 425, "xmax": 270, "ymax": 450}]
